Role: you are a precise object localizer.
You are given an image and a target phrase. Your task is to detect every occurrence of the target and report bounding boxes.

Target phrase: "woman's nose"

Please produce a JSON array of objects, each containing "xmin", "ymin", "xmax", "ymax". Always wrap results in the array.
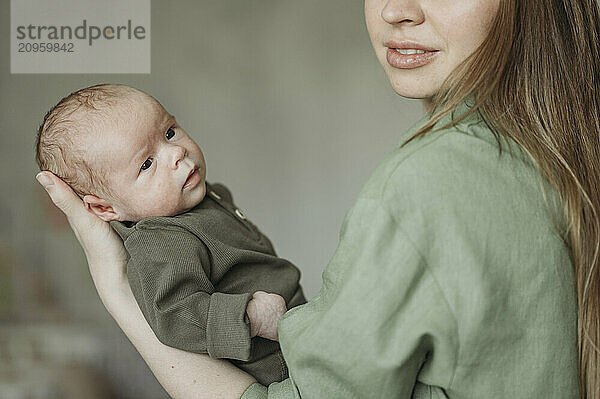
[
  {"xmin": 381, "ymin": 0, "xmax": 425, "ymax": 25},
  {"xmin": 169, "ymin": 145, "xmax": 187, "ymax": 169}
]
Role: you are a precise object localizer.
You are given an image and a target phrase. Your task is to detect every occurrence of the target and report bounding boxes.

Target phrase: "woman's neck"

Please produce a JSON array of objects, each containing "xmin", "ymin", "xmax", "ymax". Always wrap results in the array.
[{"xmin": 421, "ymin": 97, "xmax": 434, "ymax": 114}]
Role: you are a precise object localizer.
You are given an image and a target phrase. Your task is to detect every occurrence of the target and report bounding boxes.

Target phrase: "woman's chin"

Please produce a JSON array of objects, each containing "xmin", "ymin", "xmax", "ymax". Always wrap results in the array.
[{"xmin": 389, "ymin": 82, "xmax": 439, "ymax": 101}]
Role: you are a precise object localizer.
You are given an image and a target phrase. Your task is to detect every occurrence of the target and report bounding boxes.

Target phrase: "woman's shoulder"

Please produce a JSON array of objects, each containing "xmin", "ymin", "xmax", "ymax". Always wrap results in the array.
[
  {"xmin": 357, "ymin": 109, "xmax": 566, "ymax": 254},
  {"xmin": 389, "ymin": 121, "xmax": 532, "ymax": 197},
  {"xmin": 361, "ymin": 112, "xmax": 535, "ymax": 205},
  {"xmin": 359, "ymin": 113, "xmax": 578, "ymax": 399}
]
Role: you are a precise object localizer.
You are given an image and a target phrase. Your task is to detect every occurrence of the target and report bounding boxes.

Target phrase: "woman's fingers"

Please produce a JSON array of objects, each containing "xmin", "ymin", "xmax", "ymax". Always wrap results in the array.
[
  {"xmin": 35, "ymin": 171, "xmax": 126, "ymax": 264},
  {"xmin": 36, "ymin": 171, "xmax": 90, "ymax": 223},
  {"xmin": 36, "ymin": 171, "xmax": 97, "ymax": 249},
  {"xmin": 36, "ymin": 171, "xmax": 129, "ymax": 299}
]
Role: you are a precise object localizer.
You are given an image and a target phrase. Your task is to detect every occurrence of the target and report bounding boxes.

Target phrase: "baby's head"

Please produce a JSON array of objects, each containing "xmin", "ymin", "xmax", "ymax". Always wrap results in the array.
[{"xmin": 36, "ymin": 84, "xmax": 207, "ymax": 222}]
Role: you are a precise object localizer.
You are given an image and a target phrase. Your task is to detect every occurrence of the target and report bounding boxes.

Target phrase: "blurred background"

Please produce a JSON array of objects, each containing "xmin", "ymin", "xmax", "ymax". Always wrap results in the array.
[{"xmin": 1, "ymin": 0, "xmax": 422, "ymax": 397}]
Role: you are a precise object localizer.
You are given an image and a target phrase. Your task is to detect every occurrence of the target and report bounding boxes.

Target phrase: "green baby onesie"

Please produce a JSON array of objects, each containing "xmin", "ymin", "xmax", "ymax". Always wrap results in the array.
[{"xmin": 110, "ymin": 183, "xmax": 306, "ymax": 386}]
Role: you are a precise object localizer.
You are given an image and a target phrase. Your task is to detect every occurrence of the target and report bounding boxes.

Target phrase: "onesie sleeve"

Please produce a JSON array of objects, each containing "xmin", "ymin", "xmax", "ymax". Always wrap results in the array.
[{"xmin": 124, "ymin": 226, "xmax": 253, "ymax": 361}]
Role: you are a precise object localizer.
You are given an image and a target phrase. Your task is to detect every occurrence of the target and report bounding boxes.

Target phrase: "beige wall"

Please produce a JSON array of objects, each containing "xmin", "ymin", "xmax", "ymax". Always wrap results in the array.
[{"xmin": 0, "ymin": 0, "xmax": 423, "ymax": 397}]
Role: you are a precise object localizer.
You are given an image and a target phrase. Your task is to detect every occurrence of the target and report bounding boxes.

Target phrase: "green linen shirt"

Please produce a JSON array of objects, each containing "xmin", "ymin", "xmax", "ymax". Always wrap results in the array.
[{"xmin": 242, "ymin": 101, "xmax": 580, "ymax": 398}]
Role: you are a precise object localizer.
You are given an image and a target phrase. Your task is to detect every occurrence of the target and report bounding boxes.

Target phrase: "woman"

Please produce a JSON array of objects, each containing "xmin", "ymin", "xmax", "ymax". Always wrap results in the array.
[{"xmin": 36, "ymin": 0, "xmax": 600, "ymax": 397}]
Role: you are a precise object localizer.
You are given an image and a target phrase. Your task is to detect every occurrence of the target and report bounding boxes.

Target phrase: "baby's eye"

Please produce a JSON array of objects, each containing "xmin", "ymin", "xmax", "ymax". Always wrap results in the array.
[
  {"xmin": 140, "ymin": 158, "xmax": 153, "ymax": 171},
  {"xmin": 166, "ymin": 127, "xmax": 175, "ymax": 140}
]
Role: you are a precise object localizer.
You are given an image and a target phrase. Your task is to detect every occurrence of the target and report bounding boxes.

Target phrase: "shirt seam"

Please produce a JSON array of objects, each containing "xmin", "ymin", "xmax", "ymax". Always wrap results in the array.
[
  {"xmin": 380, "ymin": 201, "xmax": 460, "ymax": 389},
  {"xmin": 397, "ymin": 123, "xmax": 461, "ymax": 165},
  {"xmin": 380, "ymin": 128, "xmax": 462, "ymax": 388},
  {"xmin": 122, "ymin": 224, "xmax": 190, "ymax": 245}
]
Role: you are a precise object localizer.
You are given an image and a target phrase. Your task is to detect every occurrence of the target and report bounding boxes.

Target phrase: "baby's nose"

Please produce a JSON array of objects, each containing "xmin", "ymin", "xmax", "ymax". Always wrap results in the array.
[{"xmin": 171, "ymin": 145, "xmax": 187, "ymax": 168}]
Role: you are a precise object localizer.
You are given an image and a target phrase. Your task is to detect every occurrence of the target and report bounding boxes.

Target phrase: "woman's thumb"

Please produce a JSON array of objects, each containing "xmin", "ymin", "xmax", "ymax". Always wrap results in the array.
[
  {"xmin": 36, "ymin": 171, "xmax": 54, "ymax": 189},
  {"xmin": 36, "ymin": 171, "xmax": 77, "ymax": 215}
]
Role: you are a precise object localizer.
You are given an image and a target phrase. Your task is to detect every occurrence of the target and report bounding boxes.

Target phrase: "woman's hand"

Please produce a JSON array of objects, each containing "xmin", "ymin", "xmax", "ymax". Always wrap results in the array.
[
  {"xmin": 36, "ymin": 171, "xmax": 129, "ymax": 308},
  {"xmin": 36, "ymin": 171, "xmax": 257, "ymax": 399}
]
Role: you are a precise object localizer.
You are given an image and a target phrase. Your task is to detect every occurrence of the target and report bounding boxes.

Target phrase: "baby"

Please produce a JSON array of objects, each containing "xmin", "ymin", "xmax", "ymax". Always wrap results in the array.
[{"xmin": 35, "ymin": 84, "xmax": 305, "ymax": 385}]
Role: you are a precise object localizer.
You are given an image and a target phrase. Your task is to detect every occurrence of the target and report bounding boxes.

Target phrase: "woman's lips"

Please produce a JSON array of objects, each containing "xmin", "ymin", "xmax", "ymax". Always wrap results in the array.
[
  {"xmin": 386, "ymin": 48, "xmax": 439, "ymax": 69},
  {"xmin": 183, "ymin": 169, "xmax": 201, "ymax": 190}
]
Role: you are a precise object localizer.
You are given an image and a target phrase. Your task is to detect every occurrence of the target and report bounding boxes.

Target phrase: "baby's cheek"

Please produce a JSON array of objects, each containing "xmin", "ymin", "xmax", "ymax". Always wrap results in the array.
[
  {"xmin": 152, "ymin": 193, "xmax": 180, "ymax": 216},
  {"xmin": 127, "ymin": 179, "xmax": 188, "ymax": 218},
  {"xmin": 132, "ymin": 190, "xmax": 173, "ymax": 218}
]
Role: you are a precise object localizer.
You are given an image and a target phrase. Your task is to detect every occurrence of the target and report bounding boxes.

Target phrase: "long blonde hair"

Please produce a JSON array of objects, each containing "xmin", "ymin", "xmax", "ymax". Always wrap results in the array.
[{"xmin": 402, "ymin": 0, "xmax": 600, "ymax": 396}]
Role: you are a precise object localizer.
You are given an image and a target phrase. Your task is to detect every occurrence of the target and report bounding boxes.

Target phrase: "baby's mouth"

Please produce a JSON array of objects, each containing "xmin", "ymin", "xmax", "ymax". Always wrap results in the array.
[{"xmin": 183, "ymin": 168, "xmax": 201, "ymax": 189}]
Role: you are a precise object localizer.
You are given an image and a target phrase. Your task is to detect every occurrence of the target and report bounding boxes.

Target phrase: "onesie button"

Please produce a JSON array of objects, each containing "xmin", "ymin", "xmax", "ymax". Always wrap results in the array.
[
  {"xmin": 235, "ymin": 208, "xmax": 246, "ymax": 220},
  {"xmin": 209, "ymin": 190, "xmax": 221, "ymax": 200}
]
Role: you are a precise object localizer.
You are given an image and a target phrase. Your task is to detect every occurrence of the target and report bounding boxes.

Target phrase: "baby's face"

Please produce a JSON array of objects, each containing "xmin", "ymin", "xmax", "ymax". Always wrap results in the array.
[{"xmin": 89, "ymin": 95, "xmax": 207, "ymax": 222}]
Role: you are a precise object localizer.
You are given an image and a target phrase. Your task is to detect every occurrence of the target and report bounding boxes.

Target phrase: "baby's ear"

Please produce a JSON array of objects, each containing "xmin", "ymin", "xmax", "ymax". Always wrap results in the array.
[{"xmin": 82, "ymin": 195, "xmax": 120, "ymax": 222}]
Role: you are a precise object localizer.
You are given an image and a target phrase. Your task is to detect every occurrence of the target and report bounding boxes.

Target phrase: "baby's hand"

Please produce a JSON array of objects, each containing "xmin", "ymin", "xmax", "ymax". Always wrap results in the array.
[{"xmin": 246, "ymin": 291, "xmax": 287, "ymax": 341}]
